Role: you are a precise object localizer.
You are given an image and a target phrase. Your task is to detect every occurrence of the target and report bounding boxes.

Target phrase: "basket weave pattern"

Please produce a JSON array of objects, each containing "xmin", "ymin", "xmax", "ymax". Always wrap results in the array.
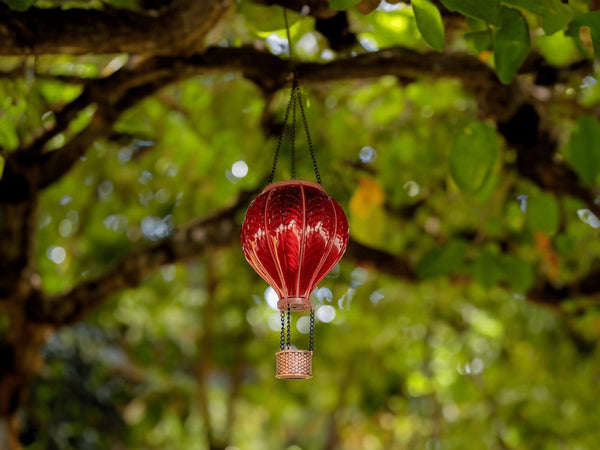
[{"xmin": 276, "ymin": 349, "xmax": 312, "ymax": 379}]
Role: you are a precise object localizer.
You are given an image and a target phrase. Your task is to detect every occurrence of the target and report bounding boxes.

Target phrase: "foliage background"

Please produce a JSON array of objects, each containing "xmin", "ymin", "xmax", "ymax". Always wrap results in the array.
[{"xmin": 2, "ymin": 0, "xmax": 600, "ymax": 448}]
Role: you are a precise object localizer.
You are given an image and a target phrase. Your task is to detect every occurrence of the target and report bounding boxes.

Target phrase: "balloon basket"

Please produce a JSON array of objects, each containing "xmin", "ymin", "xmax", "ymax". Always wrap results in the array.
[{"xmin": 276, "ymin": 349, "xmax": 312, "ymax": 380}]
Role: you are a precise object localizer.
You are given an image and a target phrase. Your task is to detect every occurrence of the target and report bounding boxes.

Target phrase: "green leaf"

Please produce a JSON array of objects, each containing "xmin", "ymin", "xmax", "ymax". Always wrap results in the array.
[
  {"xmin": 500, "ymin": 255, "xmax": 534, "ymax": 291},
  {"xmin": 567, "ymin": 12, "xmax": 600, "ymax": 58},
  {"xmin": 536, "ymin": 31, "xmax": 579, "ymax": 67},
  {"xmin": 0, "ymin": 155, "xmax": 4, "ymax": 181},
  {"xmin": 329, "ymin": 0, "xmax": 360, "ymax": 11},
  {"xmin": 440, "ymin": 0, "xmax": 500, "ymax": 25},
  {"xmin": 449, "ymin": 121, "xmax": 499, "ymax": 192},
  {"xmin": 493, "ymin": 6, "xmax": 530, "ymax": 84},
  {"xmin": 501, "ymin": 0, "xmax": 573, "ymax": 35},
  {"xmin": 525, "ymin": 193, "xmax": 559, "ymax": 235},
  {"xmin": 1, "ymin": 0, "xmax": 36, "ymax": 11},
  {"xmin": 563, "ymin": 116, "xmax": 600, "ymax": 185},
  {"xmin": 472, "ymin": 250, "xmax": 504, "ymax": 289},
  {"xmin": 472, "ymin": 250, "xmax": 534, "ymax": 291},
  {"xmin": 465, "ymin": 30, "xmax": 493, "ymax": 53},
  {"xmin": 412, "ymin": 0, "xmax": 445, "ymax": 52},
  {"xmin": 417, "ymin": 239, "xmax": 466, "ymax": 279},
  {"xmin": 239, "ymin": 3, "xmax": 301, "ymax": 32}
]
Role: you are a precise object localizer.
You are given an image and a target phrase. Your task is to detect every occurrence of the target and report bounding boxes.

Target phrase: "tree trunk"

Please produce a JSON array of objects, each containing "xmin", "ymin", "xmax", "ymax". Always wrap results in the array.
[
  {"xmin": 0, "ymin": 182, "xmax": 46, "ymax": 449},
  {"xmin": 0, "ymin": 415, "xmax": 21, "ymax": 450},
  {"xmin": 0, "ymin": 310, "xmax": 51, "ymax": 450}
]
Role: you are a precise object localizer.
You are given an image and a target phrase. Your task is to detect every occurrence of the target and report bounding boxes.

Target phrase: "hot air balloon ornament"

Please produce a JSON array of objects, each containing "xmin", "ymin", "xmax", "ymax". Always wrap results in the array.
[
  {"xmin": 241, "ymin": 180, "xmax": 349, "ymax": 379},
  {"xmin": 240, "ymin": 9, "xmax": 349, "ymax": 378}
]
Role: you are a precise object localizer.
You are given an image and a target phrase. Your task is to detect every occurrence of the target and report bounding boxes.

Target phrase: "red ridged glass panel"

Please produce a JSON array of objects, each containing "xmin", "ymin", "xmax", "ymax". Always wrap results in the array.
[{"xmin": 241, "ymin": 180, "xmax": 349, "ymax": 310}]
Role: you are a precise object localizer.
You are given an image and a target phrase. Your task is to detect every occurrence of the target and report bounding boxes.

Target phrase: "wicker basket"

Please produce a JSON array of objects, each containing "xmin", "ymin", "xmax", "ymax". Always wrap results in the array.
[{"xmin": 276, "ymin": 349, "xmax": 313, "ymax": 379}]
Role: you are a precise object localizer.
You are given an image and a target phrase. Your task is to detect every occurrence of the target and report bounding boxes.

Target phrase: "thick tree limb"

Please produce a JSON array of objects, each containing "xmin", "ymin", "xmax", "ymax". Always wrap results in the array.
[
  {"xmin": 25, "ymin": 180, "xmax": 595, "ymax": 326},
  {"xmin": 0, "ymin": 0, "xmax": 231, "ymax": 55},
  {"xmin": 4, "ymin": 46, "xmax": 500, "ymax": 195},
  {"xmin": 25, "ymin": 214, "xmax": 417, "ymax": 326},
  {"xmin": 10, "ymin": 45, "xmax": 596, "ymax": 217},
  {"xmin": 528, "ymin": 267, "xmax": 600, "ymax": 308},
  {"xmin": 25, "ymin": 188, "xmax": 258, "ymax": 325},
  {"xmin": 346, "ymin": 240, "xmax": 416, "ymax": 281},
  {"xmin": 35, "ymin": 77, "xmax": 175, "ymax": 190}
]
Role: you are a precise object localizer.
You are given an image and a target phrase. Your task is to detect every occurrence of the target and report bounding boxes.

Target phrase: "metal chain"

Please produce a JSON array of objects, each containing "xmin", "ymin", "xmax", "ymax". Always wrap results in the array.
[
  {"xmin": 286, "ymin": 305, "xmax": 291, "ymax": 349},
  {"xmin": 268, "ymin": 85, "xmax": 296, "ymax": 184},
  {"xmin": 309, "ymin": 309, "xmax": 315, "ymax": 351},
  {"xmin": 296, "ymin": 88, "xmax": 322, "ymax": 185},
  {"xmin": 280, "ymin": 311, "xmax": 285, "ymax": 351},
  {"xmin": 266, "ymin": 6, "xmax": 321, "ymax": 185},
  {"xmin": 290, "ymin": 82, "xmax": 297, "ymax": 179}
]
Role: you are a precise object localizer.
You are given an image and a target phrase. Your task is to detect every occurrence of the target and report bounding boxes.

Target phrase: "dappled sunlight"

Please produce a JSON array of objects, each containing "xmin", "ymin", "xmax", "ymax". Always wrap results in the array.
[
  {"xmin": 359, "ymin": 145, "xmax": 377, "ymax": 163},
  {"xmin": 46, "ymin": 245, "xmax": 66, "ymax": 264},
  {"xmin": 315, "ymin": 304, "xmax": 336, "ymax": 323}
]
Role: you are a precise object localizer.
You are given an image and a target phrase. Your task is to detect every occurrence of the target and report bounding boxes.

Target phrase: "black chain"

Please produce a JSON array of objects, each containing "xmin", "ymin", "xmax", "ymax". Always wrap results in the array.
[
  {"xmin": 280, "ymin": 311, "xmax": 285, "ymax": 351},
  {"xmin": 286, "ymin": 305, "xmax": 291, "ymax": 348},
  {"xmin": 309, "ymin": 309, "xmax": 315, "ymax": 351},
  {"xmin": 297, "ymin": 88, "xmax": 321, "ymax": 185},
  {"xmin": 268, "ymin": 85, "xmax": 296, "ymax": 184},
  {"xmin": 290, "ymin": 82, "xmax": 297, "ymax": 179},
  {"xmin": 267, "ymin": 7, "xmax": 322, "ymax": 185}
]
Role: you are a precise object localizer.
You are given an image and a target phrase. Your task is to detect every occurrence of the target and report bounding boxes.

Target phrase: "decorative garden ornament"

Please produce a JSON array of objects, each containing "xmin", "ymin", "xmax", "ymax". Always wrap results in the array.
[
  {"xmin": 241, "ymin": 181, "xmax": 349, "ymax": 378},
  {"xmin": 240, "ymin": 7, "xmax": 349, "ymax": 379}
]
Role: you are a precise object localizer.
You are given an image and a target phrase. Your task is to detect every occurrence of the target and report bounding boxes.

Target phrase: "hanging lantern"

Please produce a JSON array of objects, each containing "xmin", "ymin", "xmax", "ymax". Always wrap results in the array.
[{"xmin": 241, "ymin": 180, "xmax": 348, "ymax": 379}]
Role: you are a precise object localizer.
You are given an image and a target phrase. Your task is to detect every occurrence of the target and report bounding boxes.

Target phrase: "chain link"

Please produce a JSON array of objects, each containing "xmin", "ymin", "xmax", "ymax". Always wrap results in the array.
[
  {"xmin": 296, "ymin": 88, "xmax": 322, "ymax": 184},
  {"xmin": 286, "ymin": 305, "xmax": 291, "ymax": 348},
  {"xmin": 290, "ymin": 81, "xmax": 297, "ymax": 179},
  {"xmin": 268, "ymin": 85, "xmax": 296, "ymax": 184},
  {"xmin": 268, "ymin": 7, "xmax": 322, "ymax": 185},
  {"xmin": 309, "ymin": 309, "xmax": 315, "ymax": 351},
  {"xmin": 280, "ymin": 311, "xmax": 285, "ymax": 351}
]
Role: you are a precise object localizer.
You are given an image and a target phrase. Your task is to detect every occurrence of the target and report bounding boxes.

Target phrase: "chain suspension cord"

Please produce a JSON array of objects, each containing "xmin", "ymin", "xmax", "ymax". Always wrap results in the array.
[
  {"xmin": 286, "ymin": 305, "xmax": 291, "ymax": 349},
  {"xmin": 280, "ymin": 310, "xmax": 286, "ymax": 351},
  {"xmin": 283, "ymin": 7, "xmax": 298, "ymax": 180},
  {"xmin": 283, "ymin": 6, "xmax": 322, "ymax": 185},
  {"xmin": 290, "ymin": 81, "xmax": 297, "ymax": 179},
  {"xmin": 309, "ymin": 309, "xmax": 315, "ymax": 351},
  {"xmin": 296, "ymin": 88, "xmax": 321, "ymax": 184},
  {"xmin": 268, "ymin": 85, "xmax": 296, "ymax": 184}
]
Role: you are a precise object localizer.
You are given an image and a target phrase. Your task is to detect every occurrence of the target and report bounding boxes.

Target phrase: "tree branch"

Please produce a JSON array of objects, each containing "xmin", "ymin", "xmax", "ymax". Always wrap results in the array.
[
  {"xmin": 6, "ymin": 44, "xmax": 596, "ymax": 217},
  {"xmin": 25, "ymin": 188, "xmax": 258, "ymax": 325},
  {"xmin": 345, "ymin": 240, "xmax": 417, "ymax": 281},
  {"xmin": 7, "ymin": 46, "xmax": 497, "ymax": 196},
  {"xmin": 528, "ymin": 267, "xmax": 600, "ymax": 309},
  {"xmin": 0, "ymin": 0, "xmax": 231, "ymax": 55},
  {"xmin": 34, "ymin": 76, "xmax": 174, "ymax": 190},
  {"xmin": 23, "ymin": 172, "xmax": 600, "ymax": 326}
]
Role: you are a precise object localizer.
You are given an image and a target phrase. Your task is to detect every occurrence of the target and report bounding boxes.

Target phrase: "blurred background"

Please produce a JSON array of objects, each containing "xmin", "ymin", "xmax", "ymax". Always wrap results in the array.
[{"xmin": 2, "ymin": 0, "xmax": 600, "ymax": 448}]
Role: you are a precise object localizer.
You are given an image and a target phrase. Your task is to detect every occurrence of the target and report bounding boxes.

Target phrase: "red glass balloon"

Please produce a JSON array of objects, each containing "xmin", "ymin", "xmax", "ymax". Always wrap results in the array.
[{"xmin": 241, "ymin": 180, "xmax": 349, "ymax": 311}]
